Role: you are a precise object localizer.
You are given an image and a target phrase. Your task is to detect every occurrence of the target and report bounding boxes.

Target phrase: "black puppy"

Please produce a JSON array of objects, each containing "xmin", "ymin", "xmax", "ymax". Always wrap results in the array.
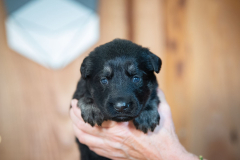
[{"xmin": 72, "ymin": 39, "xmax": 162, "ymax": 160}]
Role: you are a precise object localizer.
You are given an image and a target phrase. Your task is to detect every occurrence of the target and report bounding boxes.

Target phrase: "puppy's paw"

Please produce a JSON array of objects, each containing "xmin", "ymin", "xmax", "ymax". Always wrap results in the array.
[
  {"xmin": 81, "ymin": 110, "xmax": 104, "ymax": 127},
  {"xmin": 78, "ymin": 98, "xmax": 104, "ymax": 127},
  {"xmin": 133, "ymin": 110, "xmax": 160, "ymax": 133}
]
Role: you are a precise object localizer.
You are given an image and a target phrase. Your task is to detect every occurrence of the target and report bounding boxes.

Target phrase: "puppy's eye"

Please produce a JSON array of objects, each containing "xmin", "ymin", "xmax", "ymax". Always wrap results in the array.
[
  {"xmin": 100, "ymin": 78, "xmax": 108, "ymax": 85},
  {"xmin": 132, "ymin": 76, "xmax": 140, "ymax": 83}
]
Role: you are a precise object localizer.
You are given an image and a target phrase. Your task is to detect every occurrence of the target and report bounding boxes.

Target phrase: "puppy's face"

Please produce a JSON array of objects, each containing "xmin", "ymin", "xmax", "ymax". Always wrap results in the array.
[
  {"xmin": 81, "ymin": 40, "xmax": 161, "ymax": 122},
  {"xmin": 90, "ymin": 58, "xmax": 152, "ymax": 121}
]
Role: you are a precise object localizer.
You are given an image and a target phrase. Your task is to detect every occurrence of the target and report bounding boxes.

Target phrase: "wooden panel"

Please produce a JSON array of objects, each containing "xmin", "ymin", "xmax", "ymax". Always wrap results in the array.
[
  {"xmin": 0, "ymin": 0, "xmax": 129, "ymax": 160},
  {"xmin": 187, "ymin": 0, "xmax": 240, "ymax": 159},
  {"xmin": 131, "ymin": 0, "xmax": 166, "ymax": 89},
  {"xmin": 163, "ymin": 0, "xmax": 193, "ymax": 149},
  {"xmin": 164, "ymin": 0, "xmax": 240, "ymax": 159},
  {"xmin": 99, "ymin": 0, "xmax": 129, "ymax": 43}
]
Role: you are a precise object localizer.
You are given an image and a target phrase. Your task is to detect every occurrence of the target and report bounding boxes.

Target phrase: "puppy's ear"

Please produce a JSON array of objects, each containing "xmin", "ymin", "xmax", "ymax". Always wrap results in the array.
[
  {"xmin": 147, "ymin": 51, "xmax": 162, "ymax": 73},
  {"xmin": 80, "ymin": 56, "xmax": 92, "ymax": 79}
]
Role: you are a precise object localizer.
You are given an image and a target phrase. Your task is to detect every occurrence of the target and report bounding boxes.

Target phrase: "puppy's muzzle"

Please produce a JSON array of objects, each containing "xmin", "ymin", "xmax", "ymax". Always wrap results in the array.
[
  {"xmin": 107, "ymin": 97, "xmax": 134, "ymax": 113},
  {"xmin": 114, "ymin": 101, "xmax": 131, "ymax": 112}
]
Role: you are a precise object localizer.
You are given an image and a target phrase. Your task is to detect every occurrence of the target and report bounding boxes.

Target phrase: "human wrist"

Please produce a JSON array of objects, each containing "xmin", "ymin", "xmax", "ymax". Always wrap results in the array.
[
  {"xmin": 178, "ymin": 151, "xmax": 199, "ymax": 160},
  {"xmin": 159, "ymin": 135, "xmax": 198, "ymax": 160},
  {"xmin": 166, "ymin": 143, "xmax": 199, "ymax": 160}
]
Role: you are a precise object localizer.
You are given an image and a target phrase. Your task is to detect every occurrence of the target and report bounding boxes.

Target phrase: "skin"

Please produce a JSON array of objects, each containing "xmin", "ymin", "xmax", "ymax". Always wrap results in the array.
[{"xmin": 70, "ymin": 89, "xmax": 199, "ymax": 160}]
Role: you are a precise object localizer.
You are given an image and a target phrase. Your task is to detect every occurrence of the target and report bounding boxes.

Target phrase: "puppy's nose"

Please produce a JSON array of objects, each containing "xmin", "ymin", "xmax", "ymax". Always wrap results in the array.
[{"xmin": 114, "ymin": 102, "xmax": 129, "ymax": 112}]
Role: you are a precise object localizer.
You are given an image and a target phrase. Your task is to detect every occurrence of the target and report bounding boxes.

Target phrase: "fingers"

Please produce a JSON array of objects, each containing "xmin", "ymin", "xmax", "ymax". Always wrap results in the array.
[
  {"xmin": 72, "ymin": 122, "xmax": 127, "ymax": 160},
  {"xmin": 71, "ymin": 99, "xmax": 82, "ymax": 119},
  {"xmin": 70, "ymin": 107, "xmax": 84, "ymax": 129},
  {"xmin": 89, "ymin": 147, "xmax": 126, "ymax": 160},
  {"xmin": 88, "ymin": 147, "xmax": 109, "ymax": 158},
  {"xmin": 71, "ymin": 99, "xmax": 78, "ymax": 107},
  {"xmin": 72, "ymin": 124, "xmax": 104, "ymax": 147},
  {"xmin": 157, "ymin": 88, "xmax": 175, "ymax": 128},
  {"xmin": 157, "ymin": 88, "xmax": 171, "ymax": 115},
  {"xmin": 157, "ymin": 88, "xmax": 167, "ymax": 102},
  {"xmin": 70, "ymin": 107, "xmax": 103, "ymax": 137}
]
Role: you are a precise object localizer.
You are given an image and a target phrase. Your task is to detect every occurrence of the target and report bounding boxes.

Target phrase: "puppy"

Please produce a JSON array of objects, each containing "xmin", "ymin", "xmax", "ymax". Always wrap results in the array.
[{"xmin": 72, "ymin": 39, "xmax": 162, "ymax": 160}]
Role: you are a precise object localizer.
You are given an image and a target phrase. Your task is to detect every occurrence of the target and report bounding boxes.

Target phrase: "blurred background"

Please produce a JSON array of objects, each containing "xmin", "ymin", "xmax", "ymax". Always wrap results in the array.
[{"xmin": 0, "ymin": 0, "xmax": 240, "ymax": 160}]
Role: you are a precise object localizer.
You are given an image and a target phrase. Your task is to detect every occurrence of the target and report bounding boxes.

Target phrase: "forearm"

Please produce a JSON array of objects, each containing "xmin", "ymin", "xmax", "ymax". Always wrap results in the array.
[
  {"xmin": 164, "ymin": 145, "xmax": 199, "ymax": 160},
  {"xmin": 125, "ymin": 131, "xmax": 199, "ymax": 160},
  {"xmin": 141, "ymin": 142, "xmax": 199, "ymax": 160}
]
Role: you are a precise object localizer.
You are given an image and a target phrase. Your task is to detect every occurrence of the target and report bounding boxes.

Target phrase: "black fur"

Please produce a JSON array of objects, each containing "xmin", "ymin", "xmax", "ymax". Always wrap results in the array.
[{"xmin": 72, "ymin": 39, "xmax": 162, "ymax": 160}]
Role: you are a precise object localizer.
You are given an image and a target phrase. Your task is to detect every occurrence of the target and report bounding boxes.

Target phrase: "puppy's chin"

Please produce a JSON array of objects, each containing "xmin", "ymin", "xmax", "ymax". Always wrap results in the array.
[{"xmin": 111, "ymin": 116, "xmax": 134, "ymax": 122}]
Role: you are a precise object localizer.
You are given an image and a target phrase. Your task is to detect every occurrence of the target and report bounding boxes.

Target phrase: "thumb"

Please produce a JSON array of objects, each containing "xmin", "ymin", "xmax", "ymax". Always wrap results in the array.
[{"xmin": 157, "ymin": 88, "xmax": 171, "ymax": 115}]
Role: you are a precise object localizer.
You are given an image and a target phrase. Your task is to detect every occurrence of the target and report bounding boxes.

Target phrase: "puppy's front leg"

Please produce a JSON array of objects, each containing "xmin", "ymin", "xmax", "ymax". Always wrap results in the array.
[
  {"xmin": 78, "ymin": 97, "xmax": 104, "ymax": 126},
  {"xmin": 133, "ymin": 97, "xmax": 160, "ymax": 133}
]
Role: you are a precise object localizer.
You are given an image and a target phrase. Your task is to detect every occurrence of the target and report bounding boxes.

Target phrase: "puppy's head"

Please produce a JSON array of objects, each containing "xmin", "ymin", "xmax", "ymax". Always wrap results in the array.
[{"xmin": 81, "ymin": 39, "xmax": 161, "ymax": 122}]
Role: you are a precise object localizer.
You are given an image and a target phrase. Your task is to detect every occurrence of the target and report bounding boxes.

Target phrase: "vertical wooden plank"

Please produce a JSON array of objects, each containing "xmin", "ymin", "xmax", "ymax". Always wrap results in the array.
[
  {"xmin": 164, "ymin": 0, "xmax": 240, "ymax": 159},
  {"xmin": 163, "ymin": 0, "xmax": 193, "ymax": 149},
  {"xmin": 187, "ymin": 0, "xmax": 240, "ymax": 159},
  {"xmin": 131, "ymin": 0, "xmax": 166, "ymax": 89},
  {"xmin": 99, "ymin": 0, "xmax": 129, "ymax": 43}
]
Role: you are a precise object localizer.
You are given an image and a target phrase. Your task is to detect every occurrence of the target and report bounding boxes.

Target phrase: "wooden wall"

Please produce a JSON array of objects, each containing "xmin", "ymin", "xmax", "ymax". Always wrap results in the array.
[
  {"xmin": 0, "ymin": 0, "xmax": 240, "ymax": 160},
  {"xmin": 164, "ymin": 0, "xmax": 240, "ymax": 159}
]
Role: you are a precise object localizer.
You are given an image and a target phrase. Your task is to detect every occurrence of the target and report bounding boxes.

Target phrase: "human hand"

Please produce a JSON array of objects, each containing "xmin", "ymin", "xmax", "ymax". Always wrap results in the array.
[{"xmin": 70, "ymin": 89, "xmax": 198, "ymax": 160}]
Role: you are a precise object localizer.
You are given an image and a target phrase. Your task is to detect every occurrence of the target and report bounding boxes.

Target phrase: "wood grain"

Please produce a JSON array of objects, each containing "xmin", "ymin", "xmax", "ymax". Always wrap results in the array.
[
  {"xmin": 163, "ymin": 0, "xmax": 240, "ymax": 159},
  {"xmin": 131, "ymin": 0, "xmax": 166, "ymax": 90},
  {"xmin": 163, "ymin": 0, "xmax": 193, "ymax": 149},
  {"xmin": 1, "ymin": 0, "xmax": 240, "ymax": 159},
  {"xmin": 187, "ymin": 0, "xmax": 240, "ymax": 159}
]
